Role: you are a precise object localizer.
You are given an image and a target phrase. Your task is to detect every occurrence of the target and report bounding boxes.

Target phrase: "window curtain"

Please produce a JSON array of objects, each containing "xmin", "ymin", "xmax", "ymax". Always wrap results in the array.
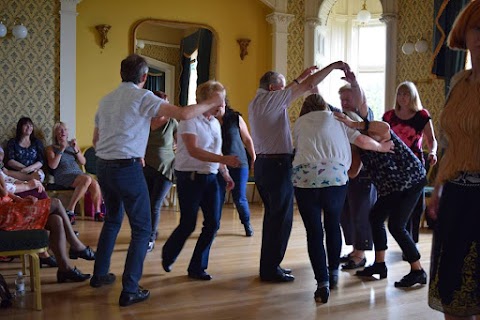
[
  {"xmin": 145, "ymin": 67, "xmax": 165, "ymax": 93},
  {"xmin": 431, "ymin": 0, "xmax": 469, "ymax": 94},
  {"xmin": 179, "ymin": 29, "xmax": 213, "ymax": 106}
]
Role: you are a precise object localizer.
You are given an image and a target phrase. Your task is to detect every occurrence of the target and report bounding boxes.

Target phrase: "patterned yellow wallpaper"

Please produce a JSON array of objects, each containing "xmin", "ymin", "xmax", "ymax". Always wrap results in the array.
[
  {"xmin": 138, "ymin": 44, "xmax": 181, "ymax": 105},
  {"xmin": 0, "ymin": 0, "xmax": 59, "ymax": 146},
  {"xmin": 287, "ymin": 0, "xmax": 305, "ymax": 124},
  {"xmin": 396, "ymin": 0, "xmax": 445, "ymax": 130}
]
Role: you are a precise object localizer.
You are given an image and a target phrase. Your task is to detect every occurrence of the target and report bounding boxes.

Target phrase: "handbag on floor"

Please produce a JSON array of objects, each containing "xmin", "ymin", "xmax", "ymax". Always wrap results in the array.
[{"xmin": 0, "ymin": 274, "xmax": 12, "ymax": 308}]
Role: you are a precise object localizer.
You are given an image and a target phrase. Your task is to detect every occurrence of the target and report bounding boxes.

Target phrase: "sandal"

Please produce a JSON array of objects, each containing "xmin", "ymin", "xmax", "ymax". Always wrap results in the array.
[{"xmin": 342, "ymin": 257, "xmax": 367, "ymax": 270}]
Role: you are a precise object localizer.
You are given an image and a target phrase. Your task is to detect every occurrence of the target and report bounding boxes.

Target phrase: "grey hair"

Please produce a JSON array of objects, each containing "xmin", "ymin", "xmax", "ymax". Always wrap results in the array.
[{"xmin": 259, "ymin": 71, "xmax": 283, "ymax": 90}]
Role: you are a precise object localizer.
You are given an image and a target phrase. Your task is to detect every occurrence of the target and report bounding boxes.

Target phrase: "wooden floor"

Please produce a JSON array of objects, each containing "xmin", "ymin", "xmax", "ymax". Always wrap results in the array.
[{"xmin": 0, "ymin": 203, "xmax": 443, "ymax": 320}]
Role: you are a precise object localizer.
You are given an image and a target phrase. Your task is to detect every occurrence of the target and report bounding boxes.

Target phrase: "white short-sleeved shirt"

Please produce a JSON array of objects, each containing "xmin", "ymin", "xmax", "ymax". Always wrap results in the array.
[
  {"xmin": 292, "ymin": 110, "xmax": 361, "ymax": 188},
  {"xmin": 248, "ymin": 88, "xmax": 294, "ymax": 154},
  {"xmin": 174, "ymin": 115, "xmax": 222, "ymax": 174},
  {"xmin": 95, "ymin": 82, "xmax": 165, "ymax": 160}
]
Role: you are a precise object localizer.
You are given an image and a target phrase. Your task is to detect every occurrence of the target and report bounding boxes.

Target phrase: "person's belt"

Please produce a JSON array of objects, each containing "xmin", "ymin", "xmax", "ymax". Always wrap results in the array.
[
  {"xmin": 98, "ymin": 157, "xmax": 142, "ymax": 164},
  {"xmin": 256, "ymin": 153, "xmax": 293, "ymax": 159}
]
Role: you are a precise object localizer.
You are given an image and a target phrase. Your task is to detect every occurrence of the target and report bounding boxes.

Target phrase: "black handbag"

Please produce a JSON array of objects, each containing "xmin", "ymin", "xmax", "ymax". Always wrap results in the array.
[{"xmin": 0, "ymin": 274, "xmax": 13, "ymax": 308}]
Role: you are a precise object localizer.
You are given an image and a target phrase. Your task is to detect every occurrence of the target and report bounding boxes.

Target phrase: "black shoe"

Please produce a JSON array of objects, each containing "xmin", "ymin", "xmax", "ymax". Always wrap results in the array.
[
  {"xmin": 314, "ymin": 286, "xmax": 330, "ymax": 303},
  {"xmin": 94, "ymin": 212, "xmax": 105, "ymax": 222},
  {"xmin": 329, "ymin": 274, "xmax": 339, "ymax": 289},
  {"xmin": 260, "ymin": 272, "xmax": 295, "ymax": 283},
  {"xmin": 119, "ymin": 288, "xmax": 150, "ymax": 307},
  {"xmin": 69, "ymin": 246, "xmax": 96, "ymax": 260},
  {"xmin": 162, "ymin": 259, "xmax": 172, "ymax": 273},
  {"xmin": 40, "ymin": 256, "xmax": 58, "ymax": 268},
  {"xmin": 244, "ymin": 223, "xmax": 254, "ymax": 237},
  {"xmin": 67, "ymin": 210, "xmax": 76, "ymax": 225},
  {"xmin": 394, "ymin": 269, "xmax": 427, "ymax": 288},
  {"xmin": 356, "ymin": 262, "xmax": 388, "ymax": 279},
  {"xmin": 74, "ymin": 231, "xmax": 80, "ymax": 237},
  {"xmin": 90, "ymin": 273, "xmax": 116, "ymax": 288},
  {"xmin": 188, "ymin": 271, "xmax": 212, "ymax": 281},
  {"xmin": 57, "ymin": 267, "xmax": 91, "ymax": 283},
  {"xmin": 281, "ymin": 268, "xmax": 292, "ymax": 274},
  {"xmin": 342, "ymin": 257, "xmax": 367, "ymax": 270},
  {"xmin": 339, "ymin": 253, "xmax": 352, "ymax": 262}
]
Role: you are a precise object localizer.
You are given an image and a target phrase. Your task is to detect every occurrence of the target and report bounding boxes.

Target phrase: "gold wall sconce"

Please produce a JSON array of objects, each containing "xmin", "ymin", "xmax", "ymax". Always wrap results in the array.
[
  {"xmin": 237, "ymin": 38, "xmax": 251, "ymax": 60},
  {"xmin": 95, "ymin": 24, "xmax": 111, "ymax": 49}
]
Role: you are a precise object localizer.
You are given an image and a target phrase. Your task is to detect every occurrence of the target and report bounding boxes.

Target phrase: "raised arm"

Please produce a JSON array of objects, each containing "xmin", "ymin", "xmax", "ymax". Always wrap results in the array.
[
  {"xmin": 334, "ymin": 112, "xmax": 391, "ymax": 142},
  {"xmin": 156, "ymin": 92, "xmax": 225, "ymax": 121},
  {"xmin": 341, "ymin": 65, "xmax": 368, "ymax": 118},
  {"xmin": 289, "ymin": 61, "xmax": 346, "ymax": 101}
]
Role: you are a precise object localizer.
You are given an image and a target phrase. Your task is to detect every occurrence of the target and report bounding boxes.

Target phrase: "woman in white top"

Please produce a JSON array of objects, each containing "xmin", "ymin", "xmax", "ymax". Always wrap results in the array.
[{"xmin": 292, "ymin": 93, "xmax": 393, "ymax": 303}]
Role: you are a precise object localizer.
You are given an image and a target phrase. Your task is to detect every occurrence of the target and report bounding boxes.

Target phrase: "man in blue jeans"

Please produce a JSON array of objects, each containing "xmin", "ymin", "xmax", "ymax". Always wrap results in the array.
[
  {"xmin": 248, "ymin": 61, "xmax": 347, "ymax": 282},
  {"xmin": 91, "ymin": 54, "xmax": 225, "ymax": 307}
]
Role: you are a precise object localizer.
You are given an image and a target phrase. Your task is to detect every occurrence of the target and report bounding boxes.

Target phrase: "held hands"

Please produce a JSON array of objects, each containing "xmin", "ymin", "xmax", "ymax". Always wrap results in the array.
[
  {"xmin": 341, "ymin": 63, "xmax": 358, "ymax": 85},
  {"xmin": 299, "ymin": 66, "xmax": 320, "ymax": 82},
  {"xmin": 377, "ymin": 140, "xmax": 395, "ymax": 153},
  {"xmin": 428, "ymin": 153, "xmax": 438, "ymax": 166},
  {"xmin": 333, "ymin": 112, "xmax": 354, "ymax": 127}
]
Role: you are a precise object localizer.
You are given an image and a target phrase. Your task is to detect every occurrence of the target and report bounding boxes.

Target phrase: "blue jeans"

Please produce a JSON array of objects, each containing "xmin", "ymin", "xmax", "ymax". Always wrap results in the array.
[
  {"xmin": 295, "ymin": 185, "xmax": 347, "ymax": 284},
  {"xmin": 369, "ymin": 182, "xmax": 424, "ymax": 263},
  {"xmin": 94, "ymin": 159, "xmax": 151, "ymax": 293},
  {"xmin": 143, "ymin": 165, "xmax": 173, "ymax": 242},
  {"xmin": 341, "ymin": 176, "xmax": 376, "ymax": 250},
  {"xmin": 162, "ymin": 171, "xmax": 221, "ymax": 274},
  {"xmin": 254, "ymin": 156, "xmax": 293, "ymax": 278},
  {"xmin": 217, "ymin": 167, "xmax": 251, "ymax": 225}
]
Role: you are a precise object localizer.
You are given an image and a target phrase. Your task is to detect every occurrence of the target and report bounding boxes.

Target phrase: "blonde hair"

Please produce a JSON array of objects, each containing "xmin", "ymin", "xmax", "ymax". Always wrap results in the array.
[
  {"xmin": 300, "ymin": 94, "xmax": 328, "ymax": 117},
  {"xmin": 52, "ymin": 121, "xmax": 67, "ymax": 145},
  {"xmin": 196, "ymin": 80, "xmax": 226, "ymax": 103},
  {"xmin": 447, "ymin": 0, "xmax": 480, "ymax": 50},
  {"xmin": 395, "ymin": 81, "xmax": 423, "ymax": 112}
]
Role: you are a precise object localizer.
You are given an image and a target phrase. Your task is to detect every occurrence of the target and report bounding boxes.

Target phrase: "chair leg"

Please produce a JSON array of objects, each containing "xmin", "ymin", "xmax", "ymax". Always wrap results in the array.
[
  {"xmin": 21, "ymin": 255, "xmax": 27, "ymax": 275},
  {"xmin": 29, "ymin": 255, "xmax": 35, "ymax": 292},
  {"xmin": 29, "ymin": 254, "xmax": 42, "ymax": 311}
]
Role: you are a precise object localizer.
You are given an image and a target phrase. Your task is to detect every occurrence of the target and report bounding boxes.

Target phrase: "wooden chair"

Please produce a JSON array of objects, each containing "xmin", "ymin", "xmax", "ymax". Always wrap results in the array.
[{"xmin": 0, "ymin": 230, "xmax": 49, "ymax": 311}]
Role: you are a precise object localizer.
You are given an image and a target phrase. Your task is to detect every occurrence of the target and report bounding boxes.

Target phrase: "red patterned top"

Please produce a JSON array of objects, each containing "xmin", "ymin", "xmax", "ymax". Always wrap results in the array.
[{"xmin": 382, "ymin": 109, "xmax": 431, "ymax": 163}]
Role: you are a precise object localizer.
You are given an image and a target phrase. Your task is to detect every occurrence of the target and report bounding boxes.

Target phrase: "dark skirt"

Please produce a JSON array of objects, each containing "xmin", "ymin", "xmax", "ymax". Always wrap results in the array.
[{"xmin": 428, "ymin": 180, "xmax": 480, "ymax": 317}]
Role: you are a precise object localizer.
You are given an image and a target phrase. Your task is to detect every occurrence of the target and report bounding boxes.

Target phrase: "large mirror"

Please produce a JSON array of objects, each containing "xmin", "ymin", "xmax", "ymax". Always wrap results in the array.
[{"xmin": 133, "ymin": 19, "xmax": 217, "ymax": 106}]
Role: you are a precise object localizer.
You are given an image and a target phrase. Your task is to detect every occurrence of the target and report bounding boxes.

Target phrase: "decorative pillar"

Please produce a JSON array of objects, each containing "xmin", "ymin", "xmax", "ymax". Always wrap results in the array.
[
  {"xmin": 380, "ymin": 13, "xmax": 398, "ymax": 109},
  {"xmin": 266, "ymin": 12, "xmax": 295, "ymax": 76},
  {"xmin": 60, "ymin": 0, "xmax": 81, "ymax": 138},
  {"xmin": 304, "ymin": 17, "xmax": 321, "ymax": 68}
]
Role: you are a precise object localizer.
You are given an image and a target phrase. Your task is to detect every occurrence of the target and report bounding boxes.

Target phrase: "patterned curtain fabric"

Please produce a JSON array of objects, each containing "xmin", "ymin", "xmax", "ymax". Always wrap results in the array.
[{"xmin": 431, "ymin": 0, "xmax": 469, "ymax": 94}]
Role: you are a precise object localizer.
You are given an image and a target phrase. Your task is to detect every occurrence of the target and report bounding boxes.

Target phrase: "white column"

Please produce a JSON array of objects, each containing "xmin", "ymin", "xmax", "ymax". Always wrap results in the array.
[
  {"xmin": 60, "ymin": 0, "xmax": 81, "ymax": 138},
  {"xmin": 380, "ymin": 13, "xmax": 398, "ymax": 109},
  {"xmin": 266, "ymin": 12, "xmax": 294, "ymax": 76},
  {"xmin": 304, "ymin": 17, "xmax": 321, "ymax": 68}
]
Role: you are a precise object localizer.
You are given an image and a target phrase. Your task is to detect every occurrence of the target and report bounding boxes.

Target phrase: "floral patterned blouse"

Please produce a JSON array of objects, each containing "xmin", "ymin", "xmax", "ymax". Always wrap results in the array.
[
  {"xmin": 292, "ymin": 161, "xmax": 348, "ymax": 188},
  {"xmin": 382, "ymin": 109, "xmax": 430, "ymax": 162},
  {"xmin": 6, "ymin": 138, "xmax": 45, "ymax": 168}
]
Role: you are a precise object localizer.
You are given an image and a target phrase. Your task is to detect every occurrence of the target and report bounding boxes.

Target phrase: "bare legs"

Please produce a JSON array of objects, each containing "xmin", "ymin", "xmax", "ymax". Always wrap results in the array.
[
  {"xmin": 66, "ymin": 175, "xmax": 92, "ymax": 212},
  {"xmin": 46, "ymin": 198, "xmax": 88, "ymax": 271}
]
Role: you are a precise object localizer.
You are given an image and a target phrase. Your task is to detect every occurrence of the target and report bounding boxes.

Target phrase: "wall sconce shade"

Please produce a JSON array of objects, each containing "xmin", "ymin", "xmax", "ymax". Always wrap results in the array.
[
  {"xmin": 414, "ymin": 38, "xmax": 428, "ymax": 53},
  {"xmin": 0, "ymin": 21, "xmax": 6, "ymax": 38},
  {"xmin": 402, "ymin": 41, "xmax": 415, "ymax": 55},
  {"xmin": 95, "ymin": 24, "xmax": 111, "ymax": 49},
  {"xmin": 237, "ymin": 38, "xmax": 251, "ymax": 60},
  {"xmin": 357, "ymin": 0, "xmax": 371, "ymax": 23},
  {"xmin": 12, "ymin": 21, "xmax": 28, "ymax": 39},
  {"xmin": 0, "ymin": 18, "xmax": 28, "ymax": 39}
]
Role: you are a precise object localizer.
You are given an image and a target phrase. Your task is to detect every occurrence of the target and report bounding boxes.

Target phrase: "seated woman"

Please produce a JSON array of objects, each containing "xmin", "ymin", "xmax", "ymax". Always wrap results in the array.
[
  {"xmin": 46, "ymin": 122, "xmax": 103, "ymax": 223},
  {"xmin": 5, "ymin": 117, "xmax": 46, "ymax": 182},
  {"xmin": 0, "ymin": 174, "xmax": 94, "ymax": 283}
]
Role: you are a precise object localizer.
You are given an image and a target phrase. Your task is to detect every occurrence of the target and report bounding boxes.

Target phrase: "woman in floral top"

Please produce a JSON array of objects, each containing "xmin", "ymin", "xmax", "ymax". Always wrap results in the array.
[
  {"xmin": 383, "ymin": 81, "xmax": 437, "ymax": 243},
  {"xmin": 292, "ymin": 93, "xmax": 393, "ymax": 303}
]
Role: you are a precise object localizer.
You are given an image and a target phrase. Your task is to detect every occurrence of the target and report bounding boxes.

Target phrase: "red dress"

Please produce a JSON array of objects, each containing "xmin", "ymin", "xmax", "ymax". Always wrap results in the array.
[{"xmin": 0, "ymin": 196, "xmax": 50, "ymax": 231}]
